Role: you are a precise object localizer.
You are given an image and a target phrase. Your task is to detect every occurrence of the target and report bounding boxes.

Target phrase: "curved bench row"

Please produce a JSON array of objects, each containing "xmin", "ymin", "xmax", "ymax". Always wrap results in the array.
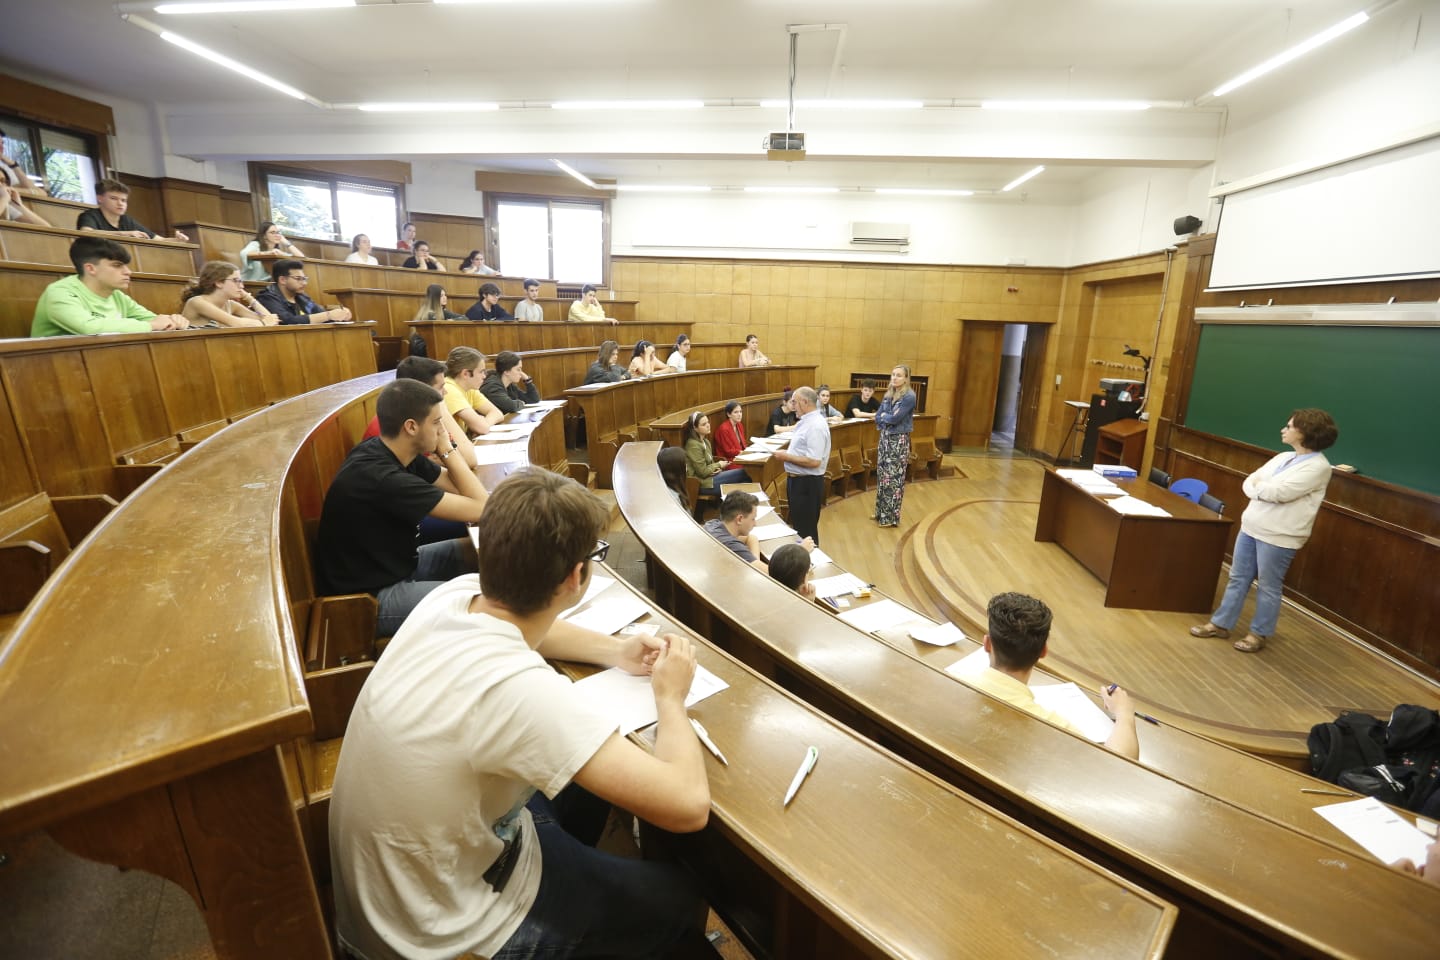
[{"xmin": 613, "ymin": 441, "xmax": 1440, "ymax": 960}]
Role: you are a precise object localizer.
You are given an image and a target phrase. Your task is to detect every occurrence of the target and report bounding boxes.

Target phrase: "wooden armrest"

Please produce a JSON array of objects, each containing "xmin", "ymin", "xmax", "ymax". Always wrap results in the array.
[
  {"xmin": 566, "ymin": 462, "xmax": 591, "ymax": 486},
  {"xmin": 305, "ymin": 660, "xmax": 374, "ymax": 741},
  {"xmin": 48, "ymin": 494, "xmax": 118, "ymax": 544},
  {"xmin": 113, "ymin": 463, "xmax": 166, "ymax": 498},
  {"xmin": 305, "ymin": 593, "xmax": 379, "ymax": 669},
  {"xmin": 0, "ymin": 541, "xmax": 52, "ymax": 614}
]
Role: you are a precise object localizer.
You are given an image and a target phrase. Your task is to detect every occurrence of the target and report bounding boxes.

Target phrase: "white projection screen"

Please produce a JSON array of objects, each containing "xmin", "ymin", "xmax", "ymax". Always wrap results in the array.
[{"xmin": 1208, "ymin": 134, "xmax": 1440, "ymax": 291}]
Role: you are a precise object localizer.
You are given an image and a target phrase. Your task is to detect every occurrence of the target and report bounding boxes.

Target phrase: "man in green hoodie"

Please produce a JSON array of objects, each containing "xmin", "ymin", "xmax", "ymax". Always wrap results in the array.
[{"xmin": 32, "ymin": 236, "xmax": 188, "ymax": 337}]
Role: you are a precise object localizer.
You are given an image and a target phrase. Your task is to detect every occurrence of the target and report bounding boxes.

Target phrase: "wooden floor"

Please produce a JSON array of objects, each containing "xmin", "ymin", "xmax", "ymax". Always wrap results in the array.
[{"xmin": 823, "ymin": 453, "xmax": 1440, "ymax": 762}]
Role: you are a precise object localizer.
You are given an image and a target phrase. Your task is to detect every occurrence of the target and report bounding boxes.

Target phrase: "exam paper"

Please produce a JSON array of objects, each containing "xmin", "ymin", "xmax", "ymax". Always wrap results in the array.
[
  {"xmin": 1106, "ymin": 496, "xmax": 1170, "ymax": 517},
  {"xmin": 755, "ymin": 504, "xmax": 775, "ymax": 520},
  {"xmin": 1031, "ymin": 682, "xmax": 1115, "ymax": 743},
  {"xmin": 572, "ymin": 664, "xmax": 730, "ymax": 735},
  {"xmin": 944, "ymin": 647, "xmax": 990, "ymax": 678},
  {"xmin": 557, "ymin": 575, "xmax": 616, "ymax": 619},
  {"xmin": 1313, "ymin": 797, "xmax": 1433, "ymax": 867},
  {"xmin": 910, "ymin": 622, "xmax": 967, "ymax": 646},
  {"xmin": 807, "ymin": 548, "xmax": 832, "ymax": 566},
  {"xmin": 837, "ymin": 598, "xmax": 923, "ymax": 635},
  {"xmin": 810, "ymin": 573, "xmax": 867, "ymax": 600},
  {"xmin": 753, "ymin": 523, "xmax": 800, "ymax": 541},
  {"xmin": 471, "ymin": 443, "xmax": 530, "ymax": 465},
  {"xmin": 564, "ymin": 594, "xmax": 650, "ymax": 636}
]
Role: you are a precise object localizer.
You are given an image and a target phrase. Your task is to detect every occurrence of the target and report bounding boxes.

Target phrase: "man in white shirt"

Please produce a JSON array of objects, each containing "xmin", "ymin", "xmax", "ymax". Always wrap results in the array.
[
  {"xmin": 666, "ymin": 333, "xmax": 691, "ymax": 371},
  {"xmin": 770, "ymin": 386, "xmax": 830, "ymax": 545},
  {"xmin": 514, "ymin": 278, "xmax": 545, "ymax": 322},
  {"xmin": 330, "ymin": 469, "xmax": 711, "ymax": 960}
]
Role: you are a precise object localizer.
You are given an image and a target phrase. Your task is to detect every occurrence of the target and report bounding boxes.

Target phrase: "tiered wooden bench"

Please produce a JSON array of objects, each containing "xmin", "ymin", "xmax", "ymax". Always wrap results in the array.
[
  {"xmin": 0, "ymin": 219, "xmax": 199, "ymax": 277},
  {"xmin": 0, "ymin": 375, "xmax": 1181, "ymax": 960},
  {"xmin": 614, "ymin": 441, "xmax": 1440, "ymax": 959},
  {"xmin": 330, "ymin": 286, "xmax": 638, "ymax": 328},
  {"xmin": 408, "ymin": 318, "xmax": 691, "ymax": 359}
]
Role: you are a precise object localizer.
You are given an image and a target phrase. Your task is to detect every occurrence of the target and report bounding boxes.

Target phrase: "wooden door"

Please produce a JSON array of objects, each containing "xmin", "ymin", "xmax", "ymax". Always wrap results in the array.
[{"xmin": 950, "ymin": 320, "xmax": 1005, "ymax": 448}]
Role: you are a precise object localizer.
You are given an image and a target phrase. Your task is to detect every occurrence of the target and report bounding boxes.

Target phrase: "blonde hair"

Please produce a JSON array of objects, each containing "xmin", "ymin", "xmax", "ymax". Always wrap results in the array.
[
  {"xmin": 884, "ymin": 364, "xmax": 914, "ymax": 402},
  {"xmin": 180, "ymin": 260, "xmax": 240, "ymax": 307}
]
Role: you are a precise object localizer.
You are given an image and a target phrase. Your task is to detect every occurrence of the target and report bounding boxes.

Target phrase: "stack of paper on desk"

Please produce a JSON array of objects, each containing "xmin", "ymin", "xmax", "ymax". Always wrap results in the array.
[
  {"xmin": 1313, "ymin": 797, "xmax": 1434, "ymax": 867},
  {"xmin": 753, "ymin": 523, "xmax": 799, "ymax": 541},
  {"xmin": 563, "ymin": 594, "xmax": 650, "ymax": 636},
  {"xmin": 558, "ymin": 575, "xmax": 615, "ymax": 618},
  {"xmin": 733, "ymin": 452, "xmax": 770, "ymax": 463},
  {"xmin": 523, "ymin": 399, "xmax": 569, "ymax": 410},
  {"xmin": 837, "ymin": 598, "xmax": 928, "ymax": 635},
  {"xmin": 472, "ymin": 444, "xmax": 531, "ymax": 465},
  {"xmin": 810, "ymin": 573, "xmax": 868, "ymax": 600},
  {"xmin": 1056, "ymin": 469, "xmax": 1124, "ymax": 497},
  {"xmin": 1105, "ymin": 496, "xmax": 1170, "ymax": 517},
  {"xmin": 572, "ymin": 664, "xmax": 730, "ymax": 735}
]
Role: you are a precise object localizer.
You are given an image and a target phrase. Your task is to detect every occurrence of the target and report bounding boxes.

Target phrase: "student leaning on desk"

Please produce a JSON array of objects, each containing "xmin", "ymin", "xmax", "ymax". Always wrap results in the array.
[{"xmin": 328, "ymin": 469, "xmax": 710, "ymax": 960}]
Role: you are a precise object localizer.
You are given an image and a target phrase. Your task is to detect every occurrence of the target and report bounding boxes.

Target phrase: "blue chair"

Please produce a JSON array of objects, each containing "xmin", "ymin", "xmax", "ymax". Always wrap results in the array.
[
  {"xmin": 1168, "ymin": 478, "xmax": 1208, "ymax": 503},
  {"xmin": 1198, "ymin": 492, "xmax": 1225, "ymax": 515}
]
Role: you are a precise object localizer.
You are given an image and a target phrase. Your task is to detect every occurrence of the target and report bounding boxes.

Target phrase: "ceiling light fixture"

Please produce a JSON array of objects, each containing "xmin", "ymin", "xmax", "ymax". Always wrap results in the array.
[
  {"xmin": 357, "ymin": 102, "xmax": 499, "ymax": 112},
  {"xmin": 875, "ymin": 188, "xmax": 975, "ymax": 197},
  {"xmin": 552, "ymin": 160, "xmax": 599, "ymax": 189},
  {"xmin": 981, "ymin": 100, "xmax": 1150, "ymax": 111},
  {"xmin": 743, "ymin": 186, "xmax": 840, "ymax": 194},
  {"xmin": 1002, "ymin": 166, "xmax": 1045, "ymax": 192},
  {"xmin": 121, "ymin": 14, "xmax": 319, "ymax": 103},
  {"xmin": 615, "ymin": 185, "xmax": 712, "ymax": 193},
  {"xmin": 152, "ymin": 0, "xmax": 354, "ymax": 13},
  {"xmin": 757, "ymin": 99, "xmax": 924, "ymax": 110},
  {"xmin": 1211, "ymin": 10, "xmax": 1371, "ymax": 97},
  {"xmin": 550, "ymin": 100, "xmax": 705, "ymax": 111}
]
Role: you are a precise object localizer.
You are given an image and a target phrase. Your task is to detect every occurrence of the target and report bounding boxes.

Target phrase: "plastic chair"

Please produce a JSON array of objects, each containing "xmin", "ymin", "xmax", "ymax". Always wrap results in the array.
[
  {"xmin": 1198, "ymin": 492, "xmax": 1226, "ymax": 515},
  {"xmin": 1168, "ymin": 478, "xmax": 1208, "ymax": 503},
  {"xmin": 1148, "ymin": 467, "xmax": 1171, "ymax": 488}
]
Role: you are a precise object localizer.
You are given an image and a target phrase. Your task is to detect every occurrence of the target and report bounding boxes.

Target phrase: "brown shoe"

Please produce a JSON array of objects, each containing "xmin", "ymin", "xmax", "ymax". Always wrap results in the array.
[
  {"xmin": 1233, "ymin": 634, "xmax": 1267, "ymax": 653},
  {"xmin": 1189, "ymin": 623, "xmax": 1230, "ymax": 639}
]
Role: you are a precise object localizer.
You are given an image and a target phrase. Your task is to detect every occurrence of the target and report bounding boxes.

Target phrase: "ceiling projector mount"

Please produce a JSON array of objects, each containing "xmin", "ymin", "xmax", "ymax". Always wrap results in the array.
[{"xmin": 763, "ymin": 23, "xmax": 838, "ymax": 161}]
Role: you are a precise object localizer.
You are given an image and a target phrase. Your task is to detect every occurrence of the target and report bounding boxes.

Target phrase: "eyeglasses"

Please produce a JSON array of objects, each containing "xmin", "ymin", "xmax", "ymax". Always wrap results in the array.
[
  {"xmin": 286, "ymin": 274, "xmax": 309, "ymax": 282},
  {"xmin": 587, "ymin": 540, "xmax": 610, "ymax": 563}
]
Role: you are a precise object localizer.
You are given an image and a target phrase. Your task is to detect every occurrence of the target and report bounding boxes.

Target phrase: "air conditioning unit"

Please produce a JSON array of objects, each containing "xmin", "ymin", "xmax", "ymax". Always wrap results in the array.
[{"xmin": 850, "ymin": 221, "xmax": 910, "ymax": 246}]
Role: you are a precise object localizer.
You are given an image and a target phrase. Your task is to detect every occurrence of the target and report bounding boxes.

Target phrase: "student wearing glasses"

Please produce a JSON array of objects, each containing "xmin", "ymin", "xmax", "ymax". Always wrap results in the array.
[
  {"xmin": 239, "ymin": 220, "xmax": 304, "ymax": 282},
  {"xmin": 180, "ymin": 261, "xmax": 278, "ymax": 327},
  {"xmin": 255, "ymin": 259, "xmax": 353, "ymax": 325}
]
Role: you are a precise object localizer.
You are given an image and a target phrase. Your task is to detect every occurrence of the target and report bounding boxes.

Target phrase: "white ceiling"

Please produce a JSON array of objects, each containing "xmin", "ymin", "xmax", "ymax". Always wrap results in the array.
[{"xmin": 0, "ymin": 0, "xmax": 1402, "ymax": 195}]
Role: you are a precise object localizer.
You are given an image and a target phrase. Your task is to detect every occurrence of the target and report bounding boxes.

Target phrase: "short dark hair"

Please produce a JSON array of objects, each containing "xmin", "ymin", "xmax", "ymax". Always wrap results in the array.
[
  {"xmin": 396, "ymin": 355, "xmax": 446, "ymax": 385},
  {"xmin": 581, "ymin": 283, "xmax": 597, "ymax": 295},
  {"xmin": 494, "ymin": 350, "xmax": 521, "ymax": 375},
  {"xmin": 861, "ymin": 378, "xmax": 876, "ymax": 390},
  {"xmin": 1290, "ymin": 408, "xmax": 1338, "ymax": 451},
  {"xmin": 96, "ymin": 178, "xmax": 129, "ymax": 196},
  {"xmin": 413, "ymin": 240, "xmax": 430, "ymax": 251},
  {"xmin": 986, "ymin": 592, "xmax": 1053, "ymax": 671},
  {"xmin": 445, "ymin": 345, "xmax": 484, "ymax": 378},
  {"xmin": 632, "ymin": 339, "xmax": 653, "ymax": 358},
  {"xmin": 69, "ymin": 236, "xmax": 130, "ymax": 274},
  {"xmin": 768, "ymin": 543, "xmax": 810, "ymax": 591},
  {"xmin": 479, "ymin": 282, "xmax": 501, "ymax": 298},
  {"xmin": 723, "ymin": 400, "xmax": 741, "ymax": 417},
  {"xmin": 271, "ymin": 258, "xmax": 304, "ymax": 283},
  {"xmin": 376, "ymin": 378, "xmax": 442, "ymax": 438},
  {"xmin": 719, "ymin": 490, "xmax": 758, "ymax": 522},
  {"xmin": 475, "ymin": 468, "xmax": 608, "ymax": 615},
  {"xmin": 523, "ymin": 279, "xmax": 539, "ymax": 290}
]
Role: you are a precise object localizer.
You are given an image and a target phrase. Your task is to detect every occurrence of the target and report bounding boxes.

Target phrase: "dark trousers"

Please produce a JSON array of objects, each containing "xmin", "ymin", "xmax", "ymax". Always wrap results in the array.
[{"xmin": 786, "ymin": 474, "xmax": 825, "ymax": 545}]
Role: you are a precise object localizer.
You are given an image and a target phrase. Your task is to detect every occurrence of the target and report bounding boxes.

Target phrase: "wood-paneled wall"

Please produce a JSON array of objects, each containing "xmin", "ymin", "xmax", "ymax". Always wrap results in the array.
[{"xmin": 408, "ymin": 213, "xmax": 486, "ymax": 260}]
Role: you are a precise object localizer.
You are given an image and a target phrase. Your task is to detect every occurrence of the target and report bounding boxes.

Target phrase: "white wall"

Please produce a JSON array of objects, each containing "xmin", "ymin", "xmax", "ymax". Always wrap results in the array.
[
  {"xmin": 1067, "ymin": 166, "xmax": 1215, "ymax": 265},
  {"xmin": 610, "ymin": 191, "xmax": 1077, "ymax": 267},
  {"xmin": 403, "ymin": 157, "xmax": 487, "ymax": 218}
]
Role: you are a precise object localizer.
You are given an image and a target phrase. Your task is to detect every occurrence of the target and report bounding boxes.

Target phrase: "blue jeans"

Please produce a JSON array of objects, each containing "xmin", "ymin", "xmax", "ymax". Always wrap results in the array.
[
  {"xmin": 1210, "ymin": 531, "xmax": 1297, "ymax": 637},
  {"xmin": 701, "ymin": 467, "xmax": 751, "ymax": 493},
  {"xmin": 374, "ymin": 537, "xmax": 475, "ymax": 637},
  {"xmin": 493, "ymin": 788, "xmax": 704, "ymax": 959}
]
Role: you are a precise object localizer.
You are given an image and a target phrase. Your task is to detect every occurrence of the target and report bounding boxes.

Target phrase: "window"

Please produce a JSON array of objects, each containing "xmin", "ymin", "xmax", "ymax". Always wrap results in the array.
[
  {"xmin": 256, "ymin": 165, "xmax": 400, "ymax": 245},
  {"xmin": 491, "ymin": 195, "xmax": 607, "ymax": 284},
  {"xmin": 1, "ymin": 115, "xmax": 102, "ymax": 202}
]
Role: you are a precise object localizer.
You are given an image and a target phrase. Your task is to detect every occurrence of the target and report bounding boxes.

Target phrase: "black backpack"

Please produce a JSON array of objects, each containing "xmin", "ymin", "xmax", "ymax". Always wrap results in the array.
[{"xmin": 1309, "ymin": 705, "xmax": 1440, "ymax": 813}]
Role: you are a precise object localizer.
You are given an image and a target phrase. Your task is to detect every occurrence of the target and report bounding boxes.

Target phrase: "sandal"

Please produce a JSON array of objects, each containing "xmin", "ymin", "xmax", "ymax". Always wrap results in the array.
[
  {"xmin": 1233, "ymin": 634, "xmax": 1267, "ymax": 653},
  {"xmin": 1189, "ymin": 623, "xmax": 1230, "ymax": 639}
]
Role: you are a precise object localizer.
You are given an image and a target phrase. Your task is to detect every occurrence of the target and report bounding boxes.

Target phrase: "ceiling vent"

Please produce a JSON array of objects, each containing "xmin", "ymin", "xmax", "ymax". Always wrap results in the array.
[{"xmin": 850, "ymin": 221, "xmax": 911, "ymax": 246}]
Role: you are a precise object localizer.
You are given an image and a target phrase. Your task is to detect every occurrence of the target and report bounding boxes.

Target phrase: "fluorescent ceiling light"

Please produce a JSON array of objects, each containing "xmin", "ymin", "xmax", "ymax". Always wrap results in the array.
[
  {"xmin": 1002, "ymin": 166, "xmax": 1045, "ymax": 192},
  {"xmin": 1211, "ymin": 10, "xmax": 1369, "ymax": 97},
  {"xmin": 551, "ymin": 100, "xmax": 705, "ymax": 111},
  {"xmin": 876, "ymin": 188, "xmax": 975, "ymax": 197},
  {"xmin": 615, "ymin": 185, "xmax": 711, "ymax": 193},
  {"xmin": 157, "ymin": 29, "xmax": 310, "ymax": 100},
  {"xmin": 552, "ymin": 160, "xmax": 599, "ymax": 189},
  {"xmin": 358, "ymin": 102, "xmax": 499, "ymax": 112},
  {"xmin": 154, "ymin": 0, "xmax": 353, "ymax": 12},
  {"xmin": 981, "ymin": 100, "xmax": 1150, "ymax": 112},
  {"xmin": 758, "ymin": 99, "xmax": 924, "ymax": 110},
  {"xmin": 743, "ymin": 186, "xmax": 840, "ymax": 195}
]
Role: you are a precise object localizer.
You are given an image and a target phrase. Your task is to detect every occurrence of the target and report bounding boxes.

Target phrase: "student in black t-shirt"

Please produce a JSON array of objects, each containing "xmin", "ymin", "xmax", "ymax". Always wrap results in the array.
[
  {"xmin": 402, "ymin": 240, "xmax": 445, "ymax": 271},
  {"xmin": 76, "ymin": 178, "xmax": 189, "ymax": 242},
  {"xmin": 255, "ymin": 259, "xmax": 353, "ymax": 325},
  {"xmin": 845, "ymin": 378, "xmax": 880, "ymax": 420},
  {"xmin": 314, "ymin": 378, "xmax": 490, "ymax": 636},
  {"xmin": 465, "ymin": 282, "xmax": 514, "ymax": 322}
]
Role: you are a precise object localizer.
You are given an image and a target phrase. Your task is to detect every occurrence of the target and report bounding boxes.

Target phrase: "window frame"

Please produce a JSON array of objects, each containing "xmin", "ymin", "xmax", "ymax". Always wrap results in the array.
[
  {"xmin": 248, "ymin": 162, "xmax": 405, "ymax": 243},
  {"xmin": 0, "ymin": 112, "xmax": 105, "ymax": 202},
  {"xmin": 484, "ymin": 191, "xmax": 610, "ymax": 286}
]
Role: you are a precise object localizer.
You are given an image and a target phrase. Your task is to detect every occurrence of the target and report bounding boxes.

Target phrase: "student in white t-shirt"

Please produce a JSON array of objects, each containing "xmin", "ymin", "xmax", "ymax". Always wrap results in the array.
[
  {"xmin": 666, "ymin": 333, "xmax": 691, "ymax": 371},
  {"xmin": 329, "ymin": 469, "xmax": 711, "ymax": 960}
]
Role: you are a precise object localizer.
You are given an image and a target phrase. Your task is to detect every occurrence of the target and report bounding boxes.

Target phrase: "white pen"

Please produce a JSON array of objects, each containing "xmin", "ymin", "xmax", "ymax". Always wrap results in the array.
[
  {"xmin": 690, "ymin": 718, "xmax": 728, "ymax": 765},
  {"xmin": 783, "ymin": 745, "xmax": 819, "ymax": 806}
]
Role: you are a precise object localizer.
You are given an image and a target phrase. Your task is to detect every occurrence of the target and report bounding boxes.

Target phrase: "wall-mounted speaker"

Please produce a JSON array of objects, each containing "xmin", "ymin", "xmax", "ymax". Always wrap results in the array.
[{"xmin": 1173, "ymin": 215, "xmax": 1202, "ymax": 236}]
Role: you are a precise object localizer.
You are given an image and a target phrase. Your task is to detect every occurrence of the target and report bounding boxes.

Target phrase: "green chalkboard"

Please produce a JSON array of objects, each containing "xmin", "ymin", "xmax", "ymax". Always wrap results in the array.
[{"xmin": 1185, "ymin": 324, "xmax": 1436, "ymax": 495}]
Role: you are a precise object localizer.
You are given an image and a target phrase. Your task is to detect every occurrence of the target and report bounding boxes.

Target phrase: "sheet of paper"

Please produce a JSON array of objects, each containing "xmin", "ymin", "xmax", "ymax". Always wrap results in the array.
[
  {"xmin": 1031, "ymin": 682, "xmax": 1115, "ymax": 743},
  {"xmin": 563, "ymin": 593, "xmax": 649, "ymax": 636},
  {"xmin": 755, "ymin": 504, "xmax": 775, "ymax": 520},
  {"xmin": 558, "ymin": 575, "xmax": 616, "ymax": 619},
  {"xmin": 471, "ymin": 443, "xmax": 530, "ymax": 465},
  {"xmin": 753, "ymin": 523, "xmax": 799, "ymax": 541},
  {"xmin": 910, "ymin": 622, "xmax": 966, "ymax": 646},
  {"xmin": 489, "ymin": 421, "xmax": 539, "ymax": 436},
  {"xmin": 733, "ymin": 452, "xmax": 770, "ymax": 463},
  {"xmin": 837, "ymin": 598, "xmax": 924, "ymax": 635},
  {"xmin": 523, "ymin": 399, "xmax": 569, "ymax": 410},
  {"xmin": 572, "ymin": 664, "xmax": 729, "ymax": 735},
  {"xmin": 620, "ymin": 622, "xmax": 660, "ymax": 636},
  {"xmin": 1313, "ymin": 797, "xmax": 1433, "ymax": 867},
  {"xmin": 810, "ymin": 573, "xmax": 867, "ymax": 600},
  {"xmin": 1106, "ymin": 495, "xmax": 1170, "ymax": 517},
  {"xmin": 808, "ymin": 547, "xmax": 832, "ymax": 566},
  {"xmin": 944, "ymin": 647, "xmax": 990, "ymax": 678}
]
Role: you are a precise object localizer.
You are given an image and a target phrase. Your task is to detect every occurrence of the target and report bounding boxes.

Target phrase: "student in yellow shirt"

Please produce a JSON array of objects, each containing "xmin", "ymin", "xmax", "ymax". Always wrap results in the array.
[
  {"xmin": 568, "ymin": 284, "xmax": 617, "ymax": 324},
  {"xmin": 442, "ymin": 346, "xmax": 505, "ymax": 436}
]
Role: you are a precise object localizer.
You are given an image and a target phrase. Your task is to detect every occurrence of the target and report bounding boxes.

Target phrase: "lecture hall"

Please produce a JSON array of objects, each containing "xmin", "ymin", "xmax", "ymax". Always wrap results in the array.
[{"xmin": 1, "ymin": 1, "xmax": 1438, "ymax": 958}]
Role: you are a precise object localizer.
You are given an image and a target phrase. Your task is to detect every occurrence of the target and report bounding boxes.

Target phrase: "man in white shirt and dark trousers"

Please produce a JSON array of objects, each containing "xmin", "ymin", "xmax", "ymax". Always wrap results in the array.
[
  {"xmin": 771, "ymin": 385, "xmax": 830, "ymax": 546},
  {"xmin": 329, "ymin": 468, "xmax": 711, "ymax": 960}
]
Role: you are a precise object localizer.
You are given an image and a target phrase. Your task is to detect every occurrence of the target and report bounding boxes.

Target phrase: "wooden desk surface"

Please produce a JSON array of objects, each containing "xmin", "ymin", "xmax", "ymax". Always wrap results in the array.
[{"xmin": 616, "ymin": 442, "xmax": 1440, "ymax": 959}]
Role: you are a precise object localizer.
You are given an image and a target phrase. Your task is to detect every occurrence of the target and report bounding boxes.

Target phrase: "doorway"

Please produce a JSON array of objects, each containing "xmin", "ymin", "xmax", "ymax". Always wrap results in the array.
[
  {"xmin": 952, "ymin": 321, "xmax": 1051, "ymax": 455},
  {"xmin": 989, "ymin": 324, "xmax": 1028, "ymax": 452}
]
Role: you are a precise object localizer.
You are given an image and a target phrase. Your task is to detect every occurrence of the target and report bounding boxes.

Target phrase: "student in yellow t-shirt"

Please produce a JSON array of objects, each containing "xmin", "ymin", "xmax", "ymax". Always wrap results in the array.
[{"xmin": 442, "ymin": 345, "xmax": 505, "ymax": 436}]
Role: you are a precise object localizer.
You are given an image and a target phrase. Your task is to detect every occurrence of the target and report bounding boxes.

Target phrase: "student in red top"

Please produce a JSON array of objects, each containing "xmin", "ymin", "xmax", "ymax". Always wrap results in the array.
[{"xmin": 713, "ymin": 400, "xmax": 749, "ymax": 462}]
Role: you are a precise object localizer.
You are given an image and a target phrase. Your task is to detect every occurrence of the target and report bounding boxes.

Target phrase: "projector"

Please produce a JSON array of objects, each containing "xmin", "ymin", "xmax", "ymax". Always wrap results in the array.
[{"xmin": 765, "ymin": 131, "xmax": 806, "ymax": 161}]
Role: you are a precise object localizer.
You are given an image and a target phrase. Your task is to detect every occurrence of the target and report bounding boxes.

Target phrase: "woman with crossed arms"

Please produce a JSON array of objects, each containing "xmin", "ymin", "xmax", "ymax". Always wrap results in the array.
[
  {"xmin": 713, "ymin": 401, "xmax": 749, "ymax": 462},
  {"xmin": 681, "ymin": 411, "xmax": 750, "ymax": 495},
  {"xmin": 873, "ymin": 364, "xmax": 916, "ymax": 528}
]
